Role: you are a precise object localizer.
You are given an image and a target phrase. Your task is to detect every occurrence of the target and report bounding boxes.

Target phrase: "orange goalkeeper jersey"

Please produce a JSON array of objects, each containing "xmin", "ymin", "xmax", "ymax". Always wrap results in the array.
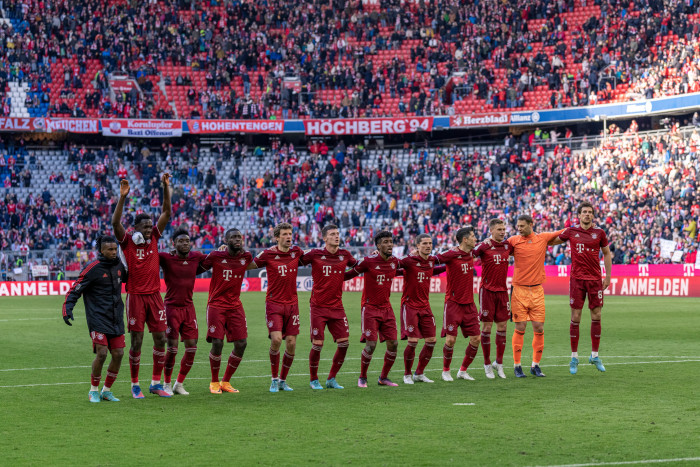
[{"xmin": 507, "ymin": 230, "xmax": 564, "ymax": 286}]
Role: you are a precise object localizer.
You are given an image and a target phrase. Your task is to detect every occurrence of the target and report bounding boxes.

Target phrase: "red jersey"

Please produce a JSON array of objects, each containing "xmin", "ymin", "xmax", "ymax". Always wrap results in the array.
[
  {"xmin": 559, "ymin": 226, "xmax": 609, "ymax": 280},
  {"xmin": 254, "ymin": 245, "xmax": 302, "ymax": 305},
  {"xmin": 436, "ymin": 247, "xmax": 475, "ymax": 305},
  {"xmin": 159, "ymin": 250, "xmax": 206, "ymax": 307},
  {"xmin": 300, "ymin": 247, "xmax": 358, "ymax": 309},
  {"xmin": 201, "ymin": 250, "xmax": 254, "ymax": 308},
  {"xmin": 352, "ymin": 253, "xmax": 401, "ymax": 307},
  {"xmin": 118, "ymin": 227, "xmax": 162, "ymax": 294},
  {"xmin": 472, "ymin": 239, "xmax": 511, "ymax": 292},
  {"xmin": 399, "ymin": 254, "xmax": 439, "ymax": 309}
]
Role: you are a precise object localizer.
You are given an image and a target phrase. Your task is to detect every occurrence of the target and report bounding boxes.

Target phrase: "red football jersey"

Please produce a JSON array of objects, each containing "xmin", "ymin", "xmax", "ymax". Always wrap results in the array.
[
  {"xmin": 300, "ymin": 247, "xmax": 358, "ymax": 309},
  {"xmin": 118, "ymin": 226, "xmax": 162, "ymax": 294},
  {"xmin": 200, "ymin": 250, "xmax": 254, "ymax": 308},
  {"xmin": 254, "ymin": 245, "xmax": 302, "ymax": 305},
  {"xmin": 352, "ymin": 253, "xmax": 400, "ymax": 307},
  {"xmin": 472, "ymin": 239, "xmax": 510, "ymax": 292},
  {"xmin": 399, "ymin": 254, "xmax": 440, "ymax": 309},
  {"xmin": 159, "ymin": 250, "xmax": 206, "ymax": 307},
  {"xmin": 559, "ymin": 226, "xmax": 609, "ymax": 280},
  {"xmin": 436, "ymin": 247, "xmax": 475, "ymax": 305}
]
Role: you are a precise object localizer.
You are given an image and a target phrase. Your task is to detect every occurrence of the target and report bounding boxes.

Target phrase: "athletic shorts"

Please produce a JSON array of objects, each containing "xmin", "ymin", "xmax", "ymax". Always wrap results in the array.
[
  {"xmin": 125, "ymin": 292, "xmax": 166, "ymax": 333},
  {"xmin": 479, "ymin": 288, "xmax": 510, "ymax": 323},
  {"xmin": 309, "ymin": 306, "xmax": 349, "ymax": 342},
  {"xmin": 90, "ymin": 331, "xmax": 125, "ymax": 353},
  {"xmin": 511, "ymin": 285, "xmax": 546, "ymax": 323},
  {"xmin": 165, "ymin": 302, "xmax": 199, "ymax": 341},
  {"xmin": 570, "ymin": 278, "xmax": 604, "ymax": 310},
  {"xmin": 206, "ymin": 305, "xmax": 247, "ymax": 343},
  {"xmin": 400, "ymin": 303, "xmax": 436, "ymax": 340},
  {"xmin": 360, "ymin": 304, "xmax": 398, "ymax": 343},
  {"xmin": 266, "ymin": 302, "xmax": 300, "ymax": 338},
  {"xmin": 441, "ymin": 301, "xmax": 480, "ymax": 338}
]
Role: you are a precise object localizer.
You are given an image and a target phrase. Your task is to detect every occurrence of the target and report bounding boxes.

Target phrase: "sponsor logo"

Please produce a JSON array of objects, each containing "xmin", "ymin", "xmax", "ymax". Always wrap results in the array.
[
  {"xmin": 626, "ymin": 101, "xmax": 653, "ymax": 114},
  {"xmin": 223, "ymin": 270, "xmax": 233, "ymax": 281},
  {"xmin": 510, "ymin": 111, "xmax": 540, "ymax": 123},
  {"xmin": 451, "ymin": 113, "xmax": 510, "ymax": 127}
]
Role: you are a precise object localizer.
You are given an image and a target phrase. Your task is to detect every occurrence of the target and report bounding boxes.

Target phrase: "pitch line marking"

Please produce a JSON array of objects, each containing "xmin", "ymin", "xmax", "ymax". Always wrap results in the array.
[
  {"xmin": 0, "ymin": 317, "xmax": 57, "ymax": 322},
  {"xmin": 453, "ymin": 403, "xmax": 476, "ymax": 406},
  {"xmin": 537, "ymin": 456, "xmax": 700, "ymax": 467},
  {"xmin": 1, "ymin": 359, "xmax": 700, "ymax": 389}
]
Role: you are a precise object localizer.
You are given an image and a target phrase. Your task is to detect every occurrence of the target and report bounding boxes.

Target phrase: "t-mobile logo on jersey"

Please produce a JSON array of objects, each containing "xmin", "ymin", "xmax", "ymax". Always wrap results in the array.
[
  {"xmin": 416, "ymin": 272, "xmax": 426, "ymax": 282},
  {"xmin": 277, "ymin": 265, "xmax": 288, "ymax": 276},
  {"xmin": 136, "ymin": 249, "xmax": 145, "ymax": 259},
  {"xmin": 576, "ymin": 243, "xmax": 585, "ymax": 254},
  {"xmin": 461, "ymin": 263, "xmax": 471, "ymax": 274},
  {"xmin": 222, "ymin": 270, "xmax": 233, "ymax": 281},
  {"xmin": 376, "ymin": 274, "xmax": 386, "ymax": 285},
  {"xmin": 493, "ymin": 254, "xmax": 503, "ymax": 264},
  {"xmin": 322, "ymin": 265, "xmax": 333, "ymax": 276}
]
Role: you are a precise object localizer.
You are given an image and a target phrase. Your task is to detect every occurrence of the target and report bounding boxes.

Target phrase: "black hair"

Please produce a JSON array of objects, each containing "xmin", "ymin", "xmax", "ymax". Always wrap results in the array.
[
  {"xmin": 456, "ymin": 226, "xmax": 475, "ymax": 243},
  {"xmin": 172, "ymin": 227, "xmax": 190, "ymax": 241},
  {"xmin": 97, "ymin": 235, "xmax": 118, "ymax": 251},
  {"xmin": 415, "ymin": 233, "xmax": 431, "ymax": 245},
  {"xmin": 577, "ymin": 201, "xmax": 595, "ymax": 215},
  {"xmin": 134, "ymin": 213, "xmax": 152, "ymax": 226},
  {"xmin": 374, "ymin": 230, "xmax": 393, "ymax": 246},
  {"xmin": 225, "ymin": 228, "xmax": 242, "ymax": 239},
  {"xmin": 321, "ymin": 224, "xmax": 339, "ymax": 237}
]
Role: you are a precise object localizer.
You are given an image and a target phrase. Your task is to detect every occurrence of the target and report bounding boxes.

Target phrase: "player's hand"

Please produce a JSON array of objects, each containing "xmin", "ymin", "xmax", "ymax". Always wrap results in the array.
[
  {"xmin": 603, "ymin": 276, "xmax": 611, "ymax": 291},
  {"xmin": 63, "ymin": 313, "xmax": 74, "ymax": 326},
  {"xmin": 161, "ymin": 172, "xmax": 171, "ymax": 187},
  {"xmin": 484, "ymin": 238, "xmax": 492, "ymax": 247},
  {"xmin": 119, "ymin": 179, "xmax": 130, "ymax": 197},
  {"xmin": 409, "ymin": 249, "xmax": 418, "ymax": 256},
  {"xmin": 218, "ymin": 244, "xmax": 227, "ymax": 251}
]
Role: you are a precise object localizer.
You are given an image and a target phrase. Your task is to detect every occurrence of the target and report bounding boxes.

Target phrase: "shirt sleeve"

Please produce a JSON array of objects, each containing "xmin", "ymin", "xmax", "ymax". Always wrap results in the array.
[
  {"xmin": 545, "ymin": 229, "xmax": 566, "ymax": 242},
  {"xmin": 62, "ymin": 261, "xmax": 97, "ymax": 318},
  {"xmin": 299, "ymin": 249, "xmax": 314, "ymax": 266},
  {"xmin": 600, "ymin": 230, "xmax": 610, "ymax": 248},
  {"xmin": 352, "ymin": 258, "xmax": 368, "ymax": 274},
  {"xmin": 254, "ymin": 250, "xmax": 267, "ymax": 267},
  {"xmin": 472, "ymin": 243, "xmax": 484, "ymax": 258},
  {"xmin": 200, "ymin": 252, "xmax": 215, "ymax": 271},
  {"xmin": 347, "ymin": 252, "xmax": 359, "ymax": 268},
  {"xmin": 558, "ymin": 228, "xmax": 570, "ymax": 242},
  {"xmin": 435, "ymin": 249, "xmax": 452, "ymax": 264}
]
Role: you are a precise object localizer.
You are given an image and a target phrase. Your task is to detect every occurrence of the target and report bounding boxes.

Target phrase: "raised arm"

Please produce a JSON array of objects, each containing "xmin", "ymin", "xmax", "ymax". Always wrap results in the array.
[
  {"xmin": 602, "ymin": 245, "xmax": 612, "ymax": 290},
  {"xmin": 547, "ymin": 229, "xmax": 567, "ymax": 246},
  {"xmin": 111, "ymin": 179, "xmax": 130, "ymax": 241},
  {"xmin": 156, "ymin": 173, "xmax": 172, "ymax": 234}
]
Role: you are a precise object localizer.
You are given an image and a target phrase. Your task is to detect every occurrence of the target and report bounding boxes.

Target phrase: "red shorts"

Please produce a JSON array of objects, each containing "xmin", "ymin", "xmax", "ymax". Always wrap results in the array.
[
  {"xmin": 400, "ymin": 303, "xmax": 436, "ymax": 340},
  {"xmin": 361, "ymin": 305, "xmax": 398, "ymax": 343},
  {"xmin": 90, "ymin": 331, "xmax": 126, "ymax": 353},
  {"xmin": 266, "ymin": 302, "xmax": 300, "ymax": 338},
  {"xmin": 310, "ymin": 306, "xmax": 349, "ymax": 342},
  {"xmin": 570, "ymin": 278, "xmax": 604, "ymax": 310},
  {"xmin": 206, "ymin": 305, "xmax": 247, "ymax": 343},
  {"xmin": 165, "ymin": 302, "xmax": 199, "ymax": 341},
  {"xmin": 441, "ymin": 301, "xmax": 480, "ymax": 338},
  {"xmin": 125, "ymin": 292, "xmax": 166, "ymax": 333},
  {"xmin": 479, "ymin": 288, "xmax": 511, "ymax": 323}
]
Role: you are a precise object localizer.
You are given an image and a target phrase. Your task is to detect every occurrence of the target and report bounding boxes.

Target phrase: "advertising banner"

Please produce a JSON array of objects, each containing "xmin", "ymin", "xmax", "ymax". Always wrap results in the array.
[
  {"xmin": 187, "ymin": 119, "xmax": 284, "ymax": 134},
  {"xmin": 450, "ymin": 113, "xmax": 511, "ymax": 127},
  {"xmin": 0, "ymin": 117, "xmax": 46, "ymax": 131},
  {"xmin": 101, "ymin": 119, "xmax": 183, "ymax": 138},
  {"xmin": 304, "ymin": 117, "xmax": 433, "ymax": 135},
  {"xmin": 46, "ymin": 118, "xmax": 100, "ymax": 134}
]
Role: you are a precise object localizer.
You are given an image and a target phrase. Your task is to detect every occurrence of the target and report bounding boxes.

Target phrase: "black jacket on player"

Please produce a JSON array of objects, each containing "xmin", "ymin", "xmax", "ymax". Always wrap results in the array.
[{"xmin": 62, "ymin": 254, "xmax": 128, "ymax": 335}]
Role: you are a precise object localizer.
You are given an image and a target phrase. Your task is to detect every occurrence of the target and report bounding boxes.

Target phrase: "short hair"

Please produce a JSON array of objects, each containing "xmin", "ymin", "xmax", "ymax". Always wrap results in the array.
[
  {"xmin": 456, "ymin": 226, "xmax": 475, "ymax": 243},
  {"xmin": 172, "ymin": 227, "xmax": 190, "ymax": 241},
  {"xmin": 97, "ymin": 235, "xmax": 117, "ymax": 251},
  {"xmin": 274, "ymin": 222, "xmax": 293, "ymax": 238},
  {"xmin": 577, "ymin": 201, "xmax": 595, "ymax": 215},
  {"xmin": 321, "ymin": 224, "xmax": 339, "ymax": 237},
  {"xmin": 225, "ymin": 228, "xmax": 241, "ymax": 239},
  {"xmin": 374, "ymin": 230, "xmax": 393, "ymax": 246},
  {"xmin": 489, "ymin": 218, "xmax": 505, "ymax": 228},
  {"xmin": 517, "ymin": 214, "xmax": 534, "ymax": 225},
  {"xmin": 134, "ymin": 213, "xmax": 152, "ymax": 226},
  {"xmin": 415, "ymin": 233, "xmax": 432, "ymax": 245}
]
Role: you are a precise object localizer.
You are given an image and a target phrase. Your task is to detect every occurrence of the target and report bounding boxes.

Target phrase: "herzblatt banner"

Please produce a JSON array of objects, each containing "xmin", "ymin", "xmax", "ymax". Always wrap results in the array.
[
  {"xmin": 0, "ymin": 117, "xmax": 46, "ymax": 132},
  {"xmin": 187, "ymin": 119, "xmax": 284, "ymax": 134},
  {"xmin": 450, "ymin": 113, "xmax": 510, "ymax": 128},
  {"xmin": 101, "ymin": 119, "xmax": 183, "ymax": 138},
  {"xmin": 46, "ymin": 118, "xmax": 100, "ymax": 134},
  {"xmin": 304, "ymin": 117, "xmax": 433, "ymax": 136}
]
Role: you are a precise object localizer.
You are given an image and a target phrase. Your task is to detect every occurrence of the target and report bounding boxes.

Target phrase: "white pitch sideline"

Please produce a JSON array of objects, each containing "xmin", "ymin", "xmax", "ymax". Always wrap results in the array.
[{"xmin": 535, "ymin": 456, "xmax": 700, "ymax": 467}]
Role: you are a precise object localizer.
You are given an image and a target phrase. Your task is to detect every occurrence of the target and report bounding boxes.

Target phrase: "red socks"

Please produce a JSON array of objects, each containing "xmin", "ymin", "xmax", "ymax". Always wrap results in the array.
[
  {"xmin": 309, "ymin": 344, "xmax": 322, "ymax": 381},
  {"xmin": 591, "ymin": 320, "xmax": 601, "ymax": 352},
  {"xmin": 209, "ymin": 352, "xmax": 222, "ymax": 382},
  {"xmin": 380, "ymin": 351, "xmax": 397, "ymax": 380},
  {"xmin": 404, "ymin": 341, "xmax": 417, "ymax": 375},
  {"xmin": 360, "ymin": 349, "xmax": 372, "ymax": 379},
  {"xmin": 495, "ymin": 331, "xmax": 507, "ymax": 365},
  {"xmin": 481, "ymin": 331, "xmax": 491, "ymax": 365},
  {"xmin": 176, "ymin": 347, "xmax": 196, "ymax": 384},
  {"xmin": 415, "ymin": 342, "xmax": 435, "ymax": 375},
  {"xmin": 459, "ymin": 344, "xmax": 479, "ymax": 372},
  {"xmin": 222, "ymin": 352, "xmax": 242, "ymax": 382},
  {"xmin": 280, "ymin": 351, "xmax": 294, "ymax": 381},
  {"xmin": 329, "ymin": 341, "xmax": 349, "ymax": 379},
  {"xmin": 270, "ymin": 349, "xmax": 280, "ymax": 379},
  {"xmin": 104, "ymin": 370, "xmax": 118, "ymax": 389},
  {"xmin": 164, "ymin": 346, "xmax": 178, "ymax": 384},
  {"xmin": 152, "ymin": 347, "xmax": 166, "ymax": 383},
  {"xmin": 91, "ymin": 373, "xmax": 101, "ymax": 388},
  {"xmin": 442, "ymin": 344, "xmax": 454, "ymax": 371},
  {"xmin": 128, "ymin": 350, "xmax": 140, "ymax": 384},
  {"xmin": 570, "ymin": 321, "xmax": 580, "ymax": 353}
]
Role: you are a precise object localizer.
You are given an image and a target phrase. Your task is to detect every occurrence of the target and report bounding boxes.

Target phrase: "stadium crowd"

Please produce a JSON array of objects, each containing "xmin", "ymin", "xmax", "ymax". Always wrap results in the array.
[{"xmin": 2, "ymin": 0, "xmax": 700, "ymax": 119}]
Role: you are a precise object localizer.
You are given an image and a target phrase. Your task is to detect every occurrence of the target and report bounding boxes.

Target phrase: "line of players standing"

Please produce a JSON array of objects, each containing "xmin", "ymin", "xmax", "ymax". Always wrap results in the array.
[{"xmin": 62, "ymin": 175, "xmax": 612, "ymax": 402}]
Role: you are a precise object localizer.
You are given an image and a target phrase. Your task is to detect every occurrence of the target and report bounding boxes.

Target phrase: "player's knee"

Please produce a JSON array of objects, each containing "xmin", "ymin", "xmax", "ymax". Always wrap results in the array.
[
  {"xmin": 111, "ymin": 348, "xmax": 125, "ymax": 360},
  {"xmin": 270, "ymin": 335, "xmax": 283, "ymax": 348},
  {"xmin": 95, "ymin": 347, "xmax": 109, "ymax": 361},
  {"xmin": 591, "ymin": 308, "xmax": 602, "ymax": 320},
  {"xmin": 470, "ymin": 335, "xmax": 481, "ymax": 347},
  {"xmin": 426, "ymin": 337, "xmax": 437, "ymax": 343},
  {"xmin": 445, "ymin": 336, "xmax": 456, "ymax": 347},
  {"xmin": 211, "ymin": 340, "xmax": 224, "ymax": 354},
  {"xmin": 184, "ymin": 339, "xmax": 197, "ymax": 348},
  {"xmin": 234, "ymin": 339, "xmax": 247, "ymax": 355},
  {"xmin": 153, "ymin": 333, "xmax": 167, "ymax": 348},
  {"xmin": 386, "ymin": 340, "xmax": 398, "ymax": 352},
  {"xmin": 365, "ymin": 341, "xmax": 377, "ymax": 353}
]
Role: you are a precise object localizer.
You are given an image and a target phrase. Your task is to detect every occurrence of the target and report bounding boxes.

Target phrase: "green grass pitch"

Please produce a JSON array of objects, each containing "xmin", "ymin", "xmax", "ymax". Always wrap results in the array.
[{"xmin": 1, "ymin": 293, "xmax": 699, "ymax": 466}]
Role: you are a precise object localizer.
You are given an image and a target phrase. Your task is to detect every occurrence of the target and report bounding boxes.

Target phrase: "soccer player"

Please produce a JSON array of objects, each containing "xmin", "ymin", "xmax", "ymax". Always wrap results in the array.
[
  {"xmin": 436, "ymin": 226, "xmax": 481, "ymax": 382},
  {"xmin": 506, "ymin": 215, "xmax": 564, "ymax": 378},
  {"xmin": 300, "ymin": 224, "xmax": 358, "ymax": 390},
  {"xmin": 199, "ymin": 228, "xmax": 253, "ymax": 394},
  {"xmin": 472, "ymin": 219, "xmax": 511, "ymax": 379},
  {"xmin": 344, "ymin": 231, "xmax": 401, "ymax": 388},
  {"xmin": 399, "ymin": 234, "xmax": 446, "ymax": 384},
  {"xmin": 111, "ymin": 174, "xmax": 172, "ymax": 399},
  {"xmin": 62, "ymin": 235, "xmax": 127, "ymax": 403},
  {"xmin": 252, "ymin": 222, "xmax": 302, "ymax": 393},
  {"xmin": 558, "ymin": 202, "xmax": 612, "ymax": 374},
  {"xmin": 158, "ymin": 227, "xmax": 206, "ymax": 395}
]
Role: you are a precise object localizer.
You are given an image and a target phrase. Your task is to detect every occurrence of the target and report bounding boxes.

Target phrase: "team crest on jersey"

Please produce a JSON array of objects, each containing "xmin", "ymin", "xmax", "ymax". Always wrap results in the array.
[
  {"xmin": 482, "ymin": 311, "xmax": 489, "ymax": 317},
  {"xmin": 267, "ymin": 321, "xmax": 274, "ymax": 328},
  {"xmin": 429, "ymin": 261, "xmax": 433, "ymax": 267},
  {"xmin": 390, "ymin": 263, "xmax": 395, "ymax": 269},
  {"xmin": 365, "ymin": 330, "xmax": 371, "ymax": 336},
  {"xmin": 447, "ymin": 324, "xmax": 454, "ymax": 331},
  {"xmin": 129, "ymin": 318, "xmax": 136, "ymax": 326},
  {"xmin": 291, "ymin": 252, "xmax": 296, "ymax": 258},
  {"xmin": 570, "ymin": 298, "xmax": 575, "ymax": 304},
  {"xmin": 95, "ymin": 333, "xmax": 104, "ymax": 341},
  {"xmin": 240, "ymin": 259, "xmax": 246, "ymax": 265},
  {"xmin": 592, "ymin": 233, "xmax": 597, "ymax": 239},
  {"xmin": 209, "ymin": 325, "xmax": 216, "ymax": 333},
  {"xmin": 407, "ymin": 325, "xmax": 414, "ymax": 332},
  {"xmin": 339, "ymin": 256, "xmax": 344, "ymax": 261},
  {"xmin": 312, "ymin": 328, "xmax": 319, "ymax": 336},
  {"xmin": 166, "ymin": 327, "xmax": 171, "ymax": 334}
]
